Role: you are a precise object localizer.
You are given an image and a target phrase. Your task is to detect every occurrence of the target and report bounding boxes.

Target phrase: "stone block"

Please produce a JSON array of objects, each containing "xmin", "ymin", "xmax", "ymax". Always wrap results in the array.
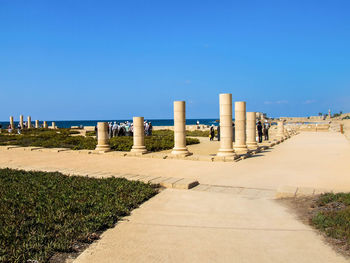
[{"xmin": 173, "ymin": 178, "xmax": 199, "ymax": 189}]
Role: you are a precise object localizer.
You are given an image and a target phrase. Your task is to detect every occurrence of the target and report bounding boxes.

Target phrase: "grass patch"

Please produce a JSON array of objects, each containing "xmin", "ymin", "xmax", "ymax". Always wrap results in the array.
[
  {"xmin": 0, "ymin": 129, "xmax": 200, "ymax": 152},
  {"xmin": 110, "ymin": 130, "xmax": 200, "ymax": 151},
  {"xmin": 311, "ymin": 193, "xmax": 350, "ymax": 245},
  {"xmin": 0, "ymin": 129, "xmax": 96, "ymax": 150},
  {"xmin": 0, "ymin": 168, "xmax": 157, "ymax": 262}
]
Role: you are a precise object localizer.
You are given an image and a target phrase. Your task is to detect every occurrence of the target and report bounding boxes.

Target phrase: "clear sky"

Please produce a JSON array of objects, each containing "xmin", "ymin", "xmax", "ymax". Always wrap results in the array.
[{"xmin": 1, "ymin": 0, "xmax": 349, "ymax": 120}]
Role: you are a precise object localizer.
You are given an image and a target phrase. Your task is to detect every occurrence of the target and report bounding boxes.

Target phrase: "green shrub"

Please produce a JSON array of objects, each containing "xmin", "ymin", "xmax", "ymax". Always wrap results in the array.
[
  {"xmin": 0, "ymin": 128, "xmax": 199, "ymax": 152},
  {"xmin": 0, "ymin": 168, "xmax": 157, "ymax": 262},
  {"xmin": 312, "ymin": 193, "xmax": 350, "ymax": 246},
  {"xmin": 110, "ymin": 133, "xmax": 199, "ymax": 152},
  {"xmin": 86, "ymin": 131, "xmax": 97, "ymax": 136}
]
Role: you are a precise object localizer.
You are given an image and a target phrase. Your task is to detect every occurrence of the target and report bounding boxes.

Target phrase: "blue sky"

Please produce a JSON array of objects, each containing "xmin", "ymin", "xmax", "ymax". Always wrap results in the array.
[{"xmin": 1, "ymin": 0, "xmax": 349, "ymax": 120}]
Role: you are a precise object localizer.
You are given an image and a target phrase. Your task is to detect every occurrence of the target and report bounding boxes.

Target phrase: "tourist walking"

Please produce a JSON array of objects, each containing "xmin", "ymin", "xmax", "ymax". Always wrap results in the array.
[
  {"xmin": 257, "ymin": 121, "xmax": 263, "ymax": 143},
  {"xmin": 210, "ymin": 125, "xmax": 215, "ymax": 141}
]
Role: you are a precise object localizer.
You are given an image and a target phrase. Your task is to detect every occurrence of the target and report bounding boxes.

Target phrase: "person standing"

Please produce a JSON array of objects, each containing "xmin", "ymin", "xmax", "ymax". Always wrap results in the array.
[
  {"xmin": 263, "ymin": 121, "xmax": 270, "ymax": 141},
  {"xmin": 217, "ymin": 125, "xmax": 220, "ymax": 141},
  {"xmin": 210, "ymin": 125, "xmax": 215, "ymax": 141},
  {"xmin": 149, "ymin": 122, "xmax": 153, "ymax": 136},
  {"xmin": 112, "ymin": 122, "xmax": 118, "ymax": 137},
  {"xmin": 232, "ymin": 122, "xmax": 235, "ymax": 142},
  {"xmin": 257, "ymin": 121, "xmax": 263, "ymax": 143},
  {"xmin": 108, "ymin": 122, "xmax": 113, "ymax": 139}
]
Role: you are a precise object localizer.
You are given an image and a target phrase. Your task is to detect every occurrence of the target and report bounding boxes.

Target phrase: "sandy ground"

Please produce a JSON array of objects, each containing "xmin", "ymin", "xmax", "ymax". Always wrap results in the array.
[{"xmin": 1, "ymin": 131, "xmax": 349, "ymax": 191}]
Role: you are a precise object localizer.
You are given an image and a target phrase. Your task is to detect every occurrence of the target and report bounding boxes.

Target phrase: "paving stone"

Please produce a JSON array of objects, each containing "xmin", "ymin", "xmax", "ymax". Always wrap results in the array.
[
  {"xmin": 172, "ymin": 178, "xmax": 199, "ymax": 189},
  {"xmin": 148, "ymin": 177, "xmax": 172, "ymax": 184},
  {"xmin": 191, "ymin": 184, "xmax": 212, "ymax": 191},
  {"xmin": 159, "ymin": 177, "xmax": 183, "ymax": 188}
]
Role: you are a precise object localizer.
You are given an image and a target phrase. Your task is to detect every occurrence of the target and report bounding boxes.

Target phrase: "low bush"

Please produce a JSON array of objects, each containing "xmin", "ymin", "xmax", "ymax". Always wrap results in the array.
[
  {"xmin": 86, "ymin": 131, "xmax": 96, "ymax": 136},
  {"xmin": 0, "ymin": 168, "xmax": 158, "ymax": 262},
  {"xmin": 0, "ymin": 128, "xmax": 199, "ymax": 152},
  {"xmin": 110, "ymin": 131, "xmax": 200, "ymax": 152},
  {"xmin": 186, "ymin": 130, "xmax": 212, "ymax": 137},
  {"xmin": 312, "ymin": 193, "xmax": 350, "ymax": 246}
]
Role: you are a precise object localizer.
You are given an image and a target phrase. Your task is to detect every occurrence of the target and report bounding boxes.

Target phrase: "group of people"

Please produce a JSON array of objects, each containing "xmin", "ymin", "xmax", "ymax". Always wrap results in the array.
[
  {"xmin": 2, "ymin": 122, "xmax": 31, "ymax": 134},
  {"xmin": 106, "ymin": 121, "xmax": 153, "ymax": 139},
  {"xmin": 209, "ymin": 120, "xmax": 270, "ymax": 143}
]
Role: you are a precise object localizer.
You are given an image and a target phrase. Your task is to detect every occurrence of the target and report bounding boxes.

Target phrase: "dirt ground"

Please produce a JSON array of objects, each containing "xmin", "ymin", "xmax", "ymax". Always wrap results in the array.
[{"xmin": 279, "ymin": 196, "xmax": 350, "ymax": 259}]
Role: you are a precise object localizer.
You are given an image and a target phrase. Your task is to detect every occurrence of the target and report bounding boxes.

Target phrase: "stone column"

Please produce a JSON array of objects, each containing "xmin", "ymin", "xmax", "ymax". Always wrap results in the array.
[
  {"xmin": 277, "ymin": 121, "xmax": 285, "ymax": 140},
  {"xmin": 43, "ymin": 121, "xmax": 48, "ymax": 129},
  {"xmin": 20, "ymin": 115, "xmax": 24, "ymax": 129},
  {"xmin": 131, "ymin": 117, "xmax": 147, "ymax": 154},
  {"xmin": 27, "ymin": 116, "xmax": 32, "ymax": 128},
  {"xmin": 35, "ymin": 120, "xmax": 39, "ymax": 128},
  {"xmin": 234, "ymin": 101, "xmax": 248, "ymax": 154},
  {"xmin": 246, "ymin": 112, "xmax": 258, "ymax": 150},
  {"xmin": 217, "ymin": 94, "xmax": 235, "ymax": 157},
  {"xmin": 171, "ymin": 101, "xmax": 190, "ymax": 156},
  {"xmin": 52, "ymin": 122, "xmax": 56, "ymax": 129},
  {"xmin": 9, "ymin": 116, "xmax": 14, "ymax": 130},
  {"xmin": 95, "ymin": 122, "xmax": 110, "ymax": 152}
]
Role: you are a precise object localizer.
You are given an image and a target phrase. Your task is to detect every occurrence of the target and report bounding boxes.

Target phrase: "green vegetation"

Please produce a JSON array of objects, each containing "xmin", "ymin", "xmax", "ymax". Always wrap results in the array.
[
  {"xmin": 86, "ymin": 131, "xmax": 96, "ymax": 136},
  {"xmin": 0, "ymin": 128, "xmax": 199, "ymax": 152},
  {"xmin": 342, "ymin": 116, "xmax": 350, "ymax": 120},
  {"xmin": 110, "ymin": 130, "xmax": 200, "ymax": 151},
  {"xmin": 0, "ymin": 129, "xmax": 96, "ymax": 150},
  {"xmin": 312, "ymin": 193, "xmax": 350, "ymax": 246},
  {"xmin": 186, "ymin": 130, "xmax": 210, "ymax": 137},
  {"xmin": 0, "ymin": 168, "xmax": 157, "ymax": 262}
]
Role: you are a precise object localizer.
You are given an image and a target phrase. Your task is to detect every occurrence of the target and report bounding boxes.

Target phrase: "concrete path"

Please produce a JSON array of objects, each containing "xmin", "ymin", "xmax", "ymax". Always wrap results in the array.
[
  {"xmin": 75, "ymin": 189, "xmax": 347, "ymax": 263},
  {"xmin": 1, "ymin": 132, "xmax": 350, "ymax": 190},
  {"xmin": 73, "ymin": 131, "xmax": 350, "ymax": 263}
]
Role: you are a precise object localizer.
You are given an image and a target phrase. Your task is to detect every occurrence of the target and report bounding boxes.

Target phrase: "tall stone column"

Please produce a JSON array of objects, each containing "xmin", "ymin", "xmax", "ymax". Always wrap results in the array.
[
  {"xmin": 171, "ymin": 101, "xmax": 190, "ymax": 155},
  {"xmin": 217, "ymin": 94, "xmax": 235, "ymax": 157},
  {"xmin": 234, "ymin": 101, "xmax": 248, "ymax": 154},
  {"xmin": 277, "ymin": 121, "xmax": 285, "ymax": 140},
  {"xmin": 52, "ymin": 122, "xmax": 56, "ymax": 129},
  {"xmin": 131, "ymin": 117, "xmax": 147, "ymax": 154},
  {"xmin": 95, "ymin": 122, "xmax": 110, "ymax": 152},
  {"xmin": 27, "ymin": 116, "xmax": 32, "ymax": 128},
  {"xmin": 35, "ymin": 120, "xmax": 39, "ymax": 128},
  {"xmin": 246, "ymin": 112, "xmax": 258, "ymax": 150},
  {"xmin": 9, "ymin": 116, "xmax": 14, "ymax": 130},
  {"xmin": 43, "ymin": 121, "xmax": 48, "ymax": 129},
  {"xmin": 20, "ymin": 115, "xmax": 24, "ymax": 129}
]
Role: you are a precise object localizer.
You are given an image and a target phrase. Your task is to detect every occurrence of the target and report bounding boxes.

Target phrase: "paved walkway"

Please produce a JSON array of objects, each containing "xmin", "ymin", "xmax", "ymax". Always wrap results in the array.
[
  {"xmin": 1, "ymin": 132, "xmax": 349, "ymax": 190},
  {"xmin": 1, "ymin": 132, "xmax": 350, "ymax": 262}
]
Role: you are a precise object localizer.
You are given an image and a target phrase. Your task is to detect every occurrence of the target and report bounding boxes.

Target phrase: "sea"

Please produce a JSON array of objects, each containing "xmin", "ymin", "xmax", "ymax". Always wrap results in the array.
[{"xmin": 0, "ymin": 119, "xmax": 219, "ymax": 129}]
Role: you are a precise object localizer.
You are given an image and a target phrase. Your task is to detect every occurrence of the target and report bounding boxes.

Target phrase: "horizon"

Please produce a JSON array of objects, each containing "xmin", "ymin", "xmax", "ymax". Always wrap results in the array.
[{"xmin": 1, "ymin": 0, "xmax": 349, "ymax": 120}]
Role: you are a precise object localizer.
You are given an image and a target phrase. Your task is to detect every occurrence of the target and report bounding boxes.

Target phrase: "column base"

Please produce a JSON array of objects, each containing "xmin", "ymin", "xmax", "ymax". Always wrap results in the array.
[
  {"xmin": 234, "ymin": 145, "xmax": 249, "ymax": 155},
  {"xmin": 247, "ymin": 142, "xmax": 258, "ymax": 151},
  {"xmin": 217, "ymin": 149, "xmax": 236, "ymax": 157},
  {"xmin": 171, "ymin": 147, "xmax": 190, "ymax": 156},
  {"xmin": 95, "ymin": 145, "xmax": 111, "ymax": 152},
  {"xmin": 131, "ymin": 146, "xmax": 148, "ymax": 154}
]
